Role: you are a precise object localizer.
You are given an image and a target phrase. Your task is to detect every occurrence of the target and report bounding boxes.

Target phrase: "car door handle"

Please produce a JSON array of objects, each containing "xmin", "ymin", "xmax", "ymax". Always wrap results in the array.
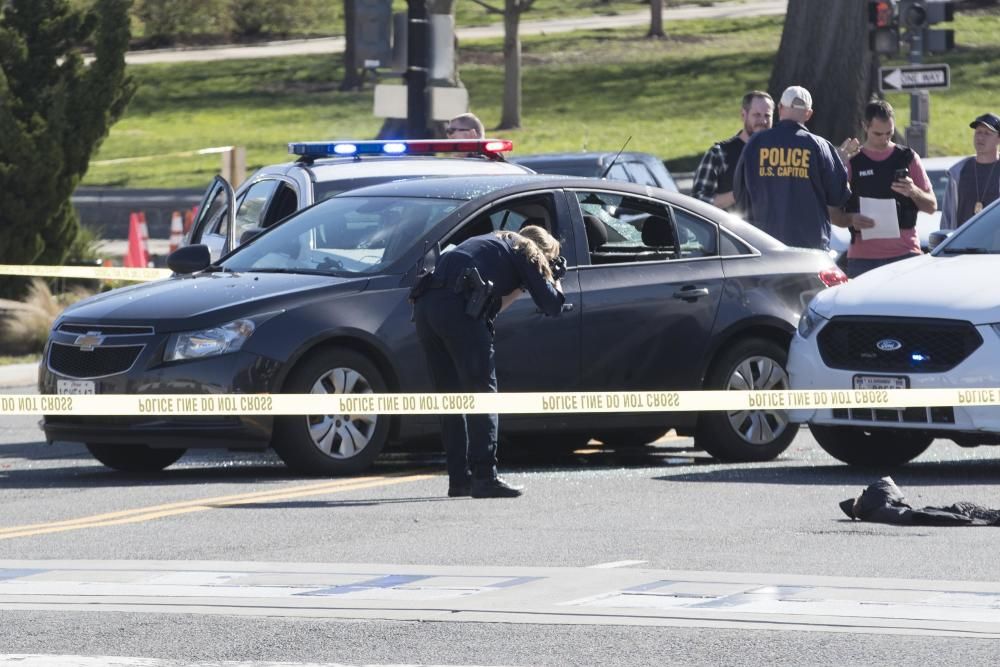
[
  {"xmin": 535, "ymin": 303, "xmax": 574, "ymax": 314},
  {"xmin": 672, "ymin": 287, "xmax": 710, "ymax": 300}
]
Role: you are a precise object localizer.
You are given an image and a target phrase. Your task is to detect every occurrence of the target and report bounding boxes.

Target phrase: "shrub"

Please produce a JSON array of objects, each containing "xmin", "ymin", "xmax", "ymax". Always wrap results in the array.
[
  {"xmin": 134, "ymin": 0, "xmax": 228, "ymax": 45},
  {"xmin": 0, "ymin": 280, "xmax": 93, "ymax": 356}
]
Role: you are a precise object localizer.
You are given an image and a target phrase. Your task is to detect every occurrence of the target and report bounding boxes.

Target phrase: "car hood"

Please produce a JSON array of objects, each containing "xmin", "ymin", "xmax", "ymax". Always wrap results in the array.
[
  {"xmin": 812, "ymin": 254, "xmax": 1000, "ymax": 324},
  {"xmin": 59, "ymin": 272, "xmax": 368, "ymax": 327}
]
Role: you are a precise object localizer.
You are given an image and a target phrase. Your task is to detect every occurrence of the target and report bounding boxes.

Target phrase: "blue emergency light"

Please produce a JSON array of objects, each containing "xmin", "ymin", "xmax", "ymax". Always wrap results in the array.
[{"xmin": 288, "ymin": 139, "xmax": 514, "ymax": 159}]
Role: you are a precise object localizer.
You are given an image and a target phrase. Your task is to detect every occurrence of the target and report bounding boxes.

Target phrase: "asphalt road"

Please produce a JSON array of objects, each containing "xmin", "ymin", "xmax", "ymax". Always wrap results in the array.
[{"xmin": 3, "ymin": 382, "xmax": 1000, "ymax": 665}]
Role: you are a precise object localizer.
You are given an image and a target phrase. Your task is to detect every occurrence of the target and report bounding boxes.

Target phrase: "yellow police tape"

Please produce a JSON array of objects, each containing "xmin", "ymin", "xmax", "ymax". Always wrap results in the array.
[
  {"xmin": 2, "ymin": 388, "xmax": 1000, "ymax": 416},
  {"xmin": 0, "ymin": 264, "xmax": 172, "ymax": 282}
]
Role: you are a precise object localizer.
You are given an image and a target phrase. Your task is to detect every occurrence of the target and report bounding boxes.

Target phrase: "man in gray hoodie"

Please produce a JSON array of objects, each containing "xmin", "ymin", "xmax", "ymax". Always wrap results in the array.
[{"xmin": 941, "ymin": 113, "xmax": 1000, "ymax": 230}]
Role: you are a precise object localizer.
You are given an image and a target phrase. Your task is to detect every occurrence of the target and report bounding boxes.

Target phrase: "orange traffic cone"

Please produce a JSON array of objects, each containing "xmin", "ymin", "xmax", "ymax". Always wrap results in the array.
[
  {"xmin": 168, "ymin": 211, "xmax": 184, "ymax": 253},
  {"xmin": 123, "ymin": 213, "xmax": 149, "ymax": 268},
  {"xmin": 138, "ymin": 211, "xmax": 151, "ymax": 267},
  {"xmin": 183, "ymin": 207, "xmax": 195, "ymax": 234}
]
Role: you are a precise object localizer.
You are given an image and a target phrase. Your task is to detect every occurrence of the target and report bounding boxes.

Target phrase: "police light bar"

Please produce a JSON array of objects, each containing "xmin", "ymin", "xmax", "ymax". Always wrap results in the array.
[{"xmin": 288, "ymin": 139, "xmax": 514, "ymax": 159}]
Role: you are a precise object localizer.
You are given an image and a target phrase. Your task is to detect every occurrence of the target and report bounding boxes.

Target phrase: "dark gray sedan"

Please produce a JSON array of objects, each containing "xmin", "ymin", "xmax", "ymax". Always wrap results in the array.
[{"xmin": 40, "ymin": 175, "xmax": 845, "ymax": 474}]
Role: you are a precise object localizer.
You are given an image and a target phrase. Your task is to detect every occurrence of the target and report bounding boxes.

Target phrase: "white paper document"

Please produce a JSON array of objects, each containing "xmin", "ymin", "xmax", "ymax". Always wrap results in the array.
[{"xmin": 858, "ymin": 197, "xmax": 900, "ymax": 240}]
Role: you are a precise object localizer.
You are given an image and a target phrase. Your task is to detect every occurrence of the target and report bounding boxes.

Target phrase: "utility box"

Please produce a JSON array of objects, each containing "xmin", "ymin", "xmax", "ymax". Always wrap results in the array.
[{"xmin": 354, "ymin": 0, "xmax": 393, "ymax": 66}]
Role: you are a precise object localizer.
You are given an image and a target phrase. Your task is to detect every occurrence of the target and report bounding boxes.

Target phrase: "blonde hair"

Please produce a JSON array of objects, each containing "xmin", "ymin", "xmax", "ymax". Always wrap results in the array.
[{"xmin": 496, "ymin": 225, "xmax": 560, "ymax": 281}]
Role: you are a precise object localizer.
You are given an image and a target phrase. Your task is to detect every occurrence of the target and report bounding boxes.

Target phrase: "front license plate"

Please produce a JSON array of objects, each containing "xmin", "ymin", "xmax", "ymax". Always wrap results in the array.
[
  {"xmin": 852, "ymin": 374, "xmax": 908, "ymax": 390},
  {"xmin": 57, "ymin": 379, "xmax": 96, "ymax": 395}
]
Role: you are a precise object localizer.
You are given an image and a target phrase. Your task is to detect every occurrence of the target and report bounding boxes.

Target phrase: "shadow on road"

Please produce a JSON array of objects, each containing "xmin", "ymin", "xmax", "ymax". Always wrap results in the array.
[
  {"xmin": 656, "ymin": 456, "xmax": 1000, "ymax": 487},
  {"xmin": 217, "ymin": 497, "xmax": 457, "ymax": 510},
  {"xmin": 0, "ymin": 437, "xmax": 716, "ymax": 489}
]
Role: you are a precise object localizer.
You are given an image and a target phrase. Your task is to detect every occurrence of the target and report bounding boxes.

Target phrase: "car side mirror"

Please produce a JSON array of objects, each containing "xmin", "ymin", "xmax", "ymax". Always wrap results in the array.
[
  {"xmin": 239, "ymin": 227, "xmax": 263, "ymax": 246},
  {"xmin": 928, "ymin": 230, "xmax": 951, "ymax": 251},
  {"xmin": 167, "ymin": 244, "xmax": 211, "ymax": 274}
]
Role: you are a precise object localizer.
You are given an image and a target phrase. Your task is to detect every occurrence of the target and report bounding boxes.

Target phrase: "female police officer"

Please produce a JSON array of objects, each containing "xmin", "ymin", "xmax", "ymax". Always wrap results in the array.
[{"xmin": 412, "ymin": 225, "xmax": 566, "ymax": 498}]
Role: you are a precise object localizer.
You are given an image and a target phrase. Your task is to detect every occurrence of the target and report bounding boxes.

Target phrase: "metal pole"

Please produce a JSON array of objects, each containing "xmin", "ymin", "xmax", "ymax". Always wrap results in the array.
[
  {"xmin": 405, "ymin": 0, "xmax": 430, "ymax": 139},
  {"xmin": 906, "ymin": 27, "xmax": 928, "ymax": 156}
]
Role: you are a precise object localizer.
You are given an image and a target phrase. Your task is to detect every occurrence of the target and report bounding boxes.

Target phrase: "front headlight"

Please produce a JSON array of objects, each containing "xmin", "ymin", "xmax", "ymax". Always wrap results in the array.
[
  {"xmin": 797, "ymin": 307, "xmax": 826, "ymax": 339},
  {"xmin": 165, "ymin": 319, "xmax": 256, "ymax": 362}
]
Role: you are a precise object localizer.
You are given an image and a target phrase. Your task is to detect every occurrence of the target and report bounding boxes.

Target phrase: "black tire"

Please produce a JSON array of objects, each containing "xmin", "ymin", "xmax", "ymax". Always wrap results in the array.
[
  {"xmin": 597, "ymin": 428, "xmax": 669, "ymax": 449},
  {"xmin": 85, "ymin": 444, "xmax": 185, "ymax": 472},
  {"xmin": 273, "ymin": 347, "xmax": 390, "ymax": 475},
  {"xmin": 695, "ymin": 337, "xmax": 797, "ymax": 462},
  {"xmin": 810, "ymin": 424, "xmax": 932, "ymax": 467}
]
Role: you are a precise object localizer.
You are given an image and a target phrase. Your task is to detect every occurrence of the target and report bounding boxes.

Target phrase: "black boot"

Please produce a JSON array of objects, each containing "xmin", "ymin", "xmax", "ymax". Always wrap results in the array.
[
  {"xmin": 471, "ymin": 476, "xmax": 523, "ymax": 498},
  {"xmin": 448, "ymin": 475, "xmax": 472, "ymax": 497}
]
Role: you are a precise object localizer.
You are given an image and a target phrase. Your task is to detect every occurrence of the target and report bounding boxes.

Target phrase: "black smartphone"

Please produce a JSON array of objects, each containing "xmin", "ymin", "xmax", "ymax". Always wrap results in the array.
[{"xmin": 894, "ymin": 168, "xmax": 909, "ymax": 181}]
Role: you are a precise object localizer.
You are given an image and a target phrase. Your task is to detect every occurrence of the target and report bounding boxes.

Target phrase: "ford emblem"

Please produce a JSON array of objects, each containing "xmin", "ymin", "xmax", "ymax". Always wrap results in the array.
[{"xmin": 876, "ymin": 338, "xmax": 903, "ymax": 352}]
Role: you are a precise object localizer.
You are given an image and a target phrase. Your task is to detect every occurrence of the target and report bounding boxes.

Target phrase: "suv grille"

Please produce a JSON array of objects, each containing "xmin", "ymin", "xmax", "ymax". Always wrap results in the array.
[
  {"xmin": 817, "ymin": 317, "xmax": 982, "ymax": 373},
  {"xmin": 48, "ymin": 342, "xmax": 143, "ymax": 379}
]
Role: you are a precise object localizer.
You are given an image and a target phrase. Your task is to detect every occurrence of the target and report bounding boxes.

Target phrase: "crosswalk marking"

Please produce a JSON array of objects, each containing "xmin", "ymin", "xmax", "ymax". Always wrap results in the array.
[{"xmin": 2, "ymin": 560, "xmax": 999, "ymax": 638}]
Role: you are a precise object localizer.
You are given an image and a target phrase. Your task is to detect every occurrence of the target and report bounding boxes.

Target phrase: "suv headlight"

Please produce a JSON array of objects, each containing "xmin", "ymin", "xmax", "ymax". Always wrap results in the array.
[
  {"xmin": 165, "ymin": 319, "xmax": 256, "ymax": 362},
  {"xmin": 797, "ymin": 307, "xmax": 826, "ymax": 339}
]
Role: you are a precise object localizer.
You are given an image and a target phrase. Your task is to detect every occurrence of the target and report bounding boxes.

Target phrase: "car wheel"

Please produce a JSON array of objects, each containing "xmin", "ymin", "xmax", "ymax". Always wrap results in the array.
[
  {"xmin": 273, "ymin": 347, "xmax": 390, "ymax": 475},
  {"xmin": 597, "ymin": 428, "xmax": 669, "ymax": 449},
  {"xmin": 810, "ymin": 424, "xmax": 932, "ymax": 467},
  {"xmin": 695, "ymin": 338, "xmax": 797, "ymax": 462},
  {"xmin": 85, "ymin": 444, "xmax": 186, "ymax": 472}
]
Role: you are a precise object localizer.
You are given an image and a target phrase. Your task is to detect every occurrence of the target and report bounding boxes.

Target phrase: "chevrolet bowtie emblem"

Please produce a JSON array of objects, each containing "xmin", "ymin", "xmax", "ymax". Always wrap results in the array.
[{"xmin": 74, "ymin": 332, "xmax": 105, "ymax": 351}]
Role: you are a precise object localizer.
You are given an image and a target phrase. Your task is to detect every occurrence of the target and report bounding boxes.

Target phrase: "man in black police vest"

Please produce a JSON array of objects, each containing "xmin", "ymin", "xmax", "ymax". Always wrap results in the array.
[
  {"xmin": 843, "ymin": 100, "xmax": 937, "ymax": 278},
  {"xmin": 691, "ymin": 90, "xmax": 774, "ymax": 216}
]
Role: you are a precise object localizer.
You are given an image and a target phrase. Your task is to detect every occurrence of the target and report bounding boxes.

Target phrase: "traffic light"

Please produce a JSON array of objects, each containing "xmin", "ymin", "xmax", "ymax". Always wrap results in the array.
[
  {"xmin": 899, "ymin": 0, "xmax": 955, "ymax": 53},
  {"xmin": 868, "ymin": 0, "xmax": 900, "ymax": 55}
]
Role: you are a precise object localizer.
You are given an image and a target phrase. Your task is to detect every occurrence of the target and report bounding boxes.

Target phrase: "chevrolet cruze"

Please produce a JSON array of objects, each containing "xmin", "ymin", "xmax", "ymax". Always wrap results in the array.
[{"xmin": 41, "ymin": 174, "xmax": 845, "ymax": 474}]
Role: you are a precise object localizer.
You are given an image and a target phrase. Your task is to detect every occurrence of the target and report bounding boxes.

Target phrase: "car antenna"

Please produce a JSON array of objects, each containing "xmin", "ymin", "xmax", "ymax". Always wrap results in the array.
[{"xmin": 599, "ymin": 136, "xmax": 632, "ymax": 179}]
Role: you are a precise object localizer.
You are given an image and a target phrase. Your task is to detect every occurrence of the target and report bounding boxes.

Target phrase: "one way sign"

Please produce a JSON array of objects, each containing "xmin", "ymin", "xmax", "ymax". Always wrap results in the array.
[{"xmin": 879, "ymin": 64, "xmax": 951, "ymax": 92}]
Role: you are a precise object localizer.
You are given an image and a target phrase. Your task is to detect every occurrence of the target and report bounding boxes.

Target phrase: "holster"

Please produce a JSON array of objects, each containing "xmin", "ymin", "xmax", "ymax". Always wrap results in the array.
[{"xmin": 459, "ymin": 266, "xmax": 494, "ymax": 320}]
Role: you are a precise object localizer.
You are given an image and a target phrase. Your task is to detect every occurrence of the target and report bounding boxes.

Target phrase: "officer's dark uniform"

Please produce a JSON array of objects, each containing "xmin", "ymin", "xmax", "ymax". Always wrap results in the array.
[
  {"xmin": 412, "ymin": 233, "xmax": 564, "ymax": 497},
  {"xmin": 733, "ymin": 119, "xmax": 850, "ymax": 250}
]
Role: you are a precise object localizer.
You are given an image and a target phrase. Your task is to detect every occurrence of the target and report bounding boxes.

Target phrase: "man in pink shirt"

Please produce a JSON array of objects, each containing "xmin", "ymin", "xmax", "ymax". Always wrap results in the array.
[{"xmin": 841, "ymin": 100, "xmax": 937, "ymax": 278}]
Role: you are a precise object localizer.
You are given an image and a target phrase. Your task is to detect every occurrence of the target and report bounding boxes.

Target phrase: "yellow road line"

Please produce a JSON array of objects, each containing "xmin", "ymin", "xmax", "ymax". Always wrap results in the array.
[{"xmin": 0, "ymin": 472, "xmax": 435, "ymax": 540}]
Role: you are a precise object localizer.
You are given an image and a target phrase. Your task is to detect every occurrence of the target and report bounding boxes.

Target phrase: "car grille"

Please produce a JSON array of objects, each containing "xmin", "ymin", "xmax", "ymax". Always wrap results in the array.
[
  {"xmin": 832, "ymin": 406, "xmax": 956, "ymax": 425},
  {"xmin": 48, "ymin": 342, "xmax": 143, "ymax": 379},
  {"xmin": 817, "ymin": 317, "xmax": 982, "ymax": 373},
  {"xmin": 58, "ymin": 323, "xmax": 155, "ymax": 335}
]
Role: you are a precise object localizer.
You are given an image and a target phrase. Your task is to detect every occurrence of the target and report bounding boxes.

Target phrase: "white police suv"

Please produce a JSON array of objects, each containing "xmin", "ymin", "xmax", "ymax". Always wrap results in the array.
[
  {"xmin": 788, "ymin": 198, "xmax": 1000, "ymax": 467},
  {"xmin": 188, "ymin": 139, "xmax": 531, "ymax": 260}
]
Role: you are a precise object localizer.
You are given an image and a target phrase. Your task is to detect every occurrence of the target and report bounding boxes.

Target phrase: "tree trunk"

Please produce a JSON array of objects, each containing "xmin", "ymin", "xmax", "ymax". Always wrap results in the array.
[
  {"xmin": 648, "ymin": 0, "xmax": 665, "ymax": 39},
  {"xmin": 340, "ymin": 0, "xmax": 364, "ymax": 92},
  {"xmin": 768, "ymin": 0, "xmax": 874, "ymax": 144},
  {"xmin": 498, "ymin": 0, "xmax": 522, "ymax": 130}
]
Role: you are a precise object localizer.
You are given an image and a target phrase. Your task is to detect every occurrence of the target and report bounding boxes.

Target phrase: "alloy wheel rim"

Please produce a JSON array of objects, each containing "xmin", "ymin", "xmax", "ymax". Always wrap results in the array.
[
  {"xmin": 725, "ymin": 355, "xmax": 790, "ymax": 445},
  {"xmin": 306, "ymin": 366, "xmax": 378, "ymax": 459}
]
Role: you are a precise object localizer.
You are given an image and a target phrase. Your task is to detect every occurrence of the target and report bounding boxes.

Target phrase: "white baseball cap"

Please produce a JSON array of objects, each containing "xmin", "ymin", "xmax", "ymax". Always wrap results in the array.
[{"xmin": 780, "ymin": 85, "xmax": 813, "ymax": 110}]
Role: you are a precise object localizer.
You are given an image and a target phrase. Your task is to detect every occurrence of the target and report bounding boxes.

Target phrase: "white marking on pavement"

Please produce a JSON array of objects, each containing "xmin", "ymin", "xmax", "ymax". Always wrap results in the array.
[
  {"xmin": 2, "ymin": 561, "xmax": 1000, "ymax": 638},
  {"xmin": 587, "ymin": 560, "xmax": 648, "ymax": 569},
  {"xmin": 0, "ymin": 658, "xmax": 503, "ymax": 667}
]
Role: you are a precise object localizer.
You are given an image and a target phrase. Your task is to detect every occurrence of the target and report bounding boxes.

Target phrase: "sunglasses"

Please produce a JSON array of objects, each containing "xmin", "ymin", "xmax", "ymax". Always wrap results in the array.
[{"xmin": 445, "ymin": 126, "xmax": 471, "ymax": 135}]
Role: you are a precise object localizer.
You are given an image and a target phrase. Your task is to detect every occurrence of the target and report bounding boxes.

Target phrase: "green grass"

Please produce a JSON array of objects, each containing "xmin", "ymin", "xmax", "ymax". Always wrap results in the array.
[
  {"xmin": 83, "ymin": 10, "xmax": 998, "ymax": 189},
  {"xmin": 0, "ymin": 355, "xmax": 40, "ymax": 366}
]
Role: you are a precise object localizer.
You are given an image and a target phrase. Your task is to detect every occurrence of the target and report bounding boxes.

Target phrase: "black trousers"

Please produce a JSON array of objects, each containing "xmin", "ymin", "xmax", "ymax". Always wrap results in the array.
[{"xmin": 413, "ymin": 288, "xmax": 499, "ymax": 484}]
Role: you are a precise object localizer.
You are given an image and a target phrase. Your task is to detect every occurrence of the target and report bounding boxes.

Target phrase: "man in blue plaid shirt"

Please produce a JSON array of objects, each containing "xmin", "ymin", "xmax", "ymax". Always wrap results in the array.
[{"xmin": 691, "ymin": 91, "xmax": 774, "ymax": 216}]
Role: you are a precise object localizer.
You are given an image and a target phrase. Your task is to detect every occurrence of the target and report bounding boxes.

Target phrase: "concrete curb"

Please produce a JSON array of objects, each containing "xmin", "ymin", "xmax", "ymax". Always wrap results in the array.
[{"xmin": 0, "ymin": 362, "xmax": 39, "ymax": 389}]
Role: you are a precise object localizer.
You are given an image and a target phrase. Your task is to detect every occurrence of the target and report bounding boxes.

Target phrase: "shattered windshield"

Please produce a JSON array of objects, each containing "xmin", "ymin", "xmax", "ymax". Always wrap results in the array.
[{"xmin": 221, "ymin": 195, "xmax": 462, "ymax": 275}]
